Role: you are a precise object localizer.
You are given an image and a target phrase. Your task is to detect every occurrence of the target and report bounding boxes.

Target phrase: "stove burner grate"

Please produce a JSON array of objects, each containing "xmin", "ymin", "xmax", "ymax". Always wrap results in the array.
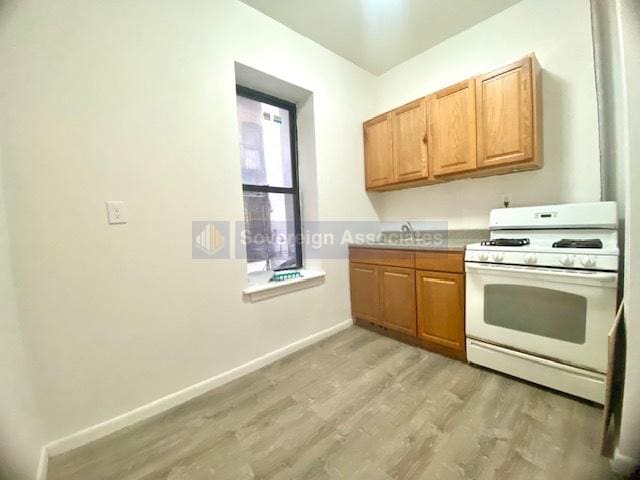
[
  {"xmin": 552, "ymin": 239, "xmax": 603, "ymax": 249},
  {"xmin": 481, "ymin": 238, "xmax": 531, "ymax": 247}
]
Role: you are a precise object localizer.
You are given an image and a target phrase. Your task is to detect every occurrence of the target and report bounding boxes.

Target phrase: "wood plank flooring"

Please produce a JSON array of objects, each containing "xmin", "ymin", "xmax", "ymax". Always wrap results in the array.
[{"xmin": 48, "ymin": 327, "xmax": 620, "ymax": 480}]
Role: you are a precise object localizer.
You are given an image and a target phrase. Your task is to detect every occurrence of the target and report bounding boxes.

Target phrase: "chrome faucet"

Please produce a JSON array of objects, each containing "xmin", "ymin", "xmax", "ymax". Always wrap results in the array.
[{"xmin": 401, "ymin": 221, "xmax": 416, "ymax": 241}]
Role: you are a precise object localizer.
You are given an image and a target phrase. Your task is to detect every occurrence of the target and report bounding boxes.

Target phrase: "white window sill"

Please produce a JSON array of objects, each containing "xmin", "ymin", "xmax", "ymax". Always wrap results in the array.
[{"xmin": 243, "ymin": 269, "xmax": 326, "ymax": 302}]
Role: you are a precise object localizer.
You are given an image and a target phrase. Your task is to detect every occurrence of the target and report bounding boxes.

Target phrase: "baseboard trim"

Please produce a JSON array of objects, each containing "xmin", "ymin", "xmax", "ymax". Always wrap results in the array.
[
  {"xmin": 46, "ymin": 319, "xmax": 353, "ymax": 457},
  {"xmin": 611, "ymin": 447, "xmax": 639, "ymax": 476},
  {"xmin": 36, "ymin": 446, "xmax": 48, "ymax": 480}
]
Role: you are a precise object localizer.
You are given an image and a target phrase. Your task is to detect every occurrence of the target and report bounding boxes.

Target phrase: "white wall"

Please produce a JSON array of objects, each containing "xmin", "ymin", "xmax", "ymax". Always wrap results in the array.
[
  {"xmin": 591, "ymin": 0, "xmax": 626, "ymax": 223},
  {"xmin": 369, "ymin": 0, "xmax": 601, "ymax": 228},
  {"xmin": 615, "ymin": 0, "xmax": 640, "ymax": 472},
  {"xmin": 0, "ymin": 0, "xmax": 378, "ymax": 444},
  {"xmin": 0, "ymin": 148, "xmax": 45, "ymax": 479},
  {"xmin": 0, "ymin": 0, "xmax": 612, "ymax": 464}
]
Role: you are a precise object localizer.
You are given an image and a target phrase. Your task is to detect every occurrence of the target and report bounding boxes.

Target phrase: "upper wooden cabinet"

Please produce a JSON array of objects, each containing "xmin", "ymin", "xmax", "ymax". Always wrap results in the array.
[
  {"xmin": 362, "ymin": 54, "xmax": 542, "ymax": 191},
  {"xmin": 476, "ymin": 56, "xmax": 541, "ymax": 170},
  {"xmin": 429, "ymin": 80, "xmax": 477, "ymax": 176},
  {"xmin": 363, "ymin": 113, "xmax": 394, "ymax": 189},
  {"xmin": 391, "ymin": 98, "xmax": 429, "ymax": 182}
]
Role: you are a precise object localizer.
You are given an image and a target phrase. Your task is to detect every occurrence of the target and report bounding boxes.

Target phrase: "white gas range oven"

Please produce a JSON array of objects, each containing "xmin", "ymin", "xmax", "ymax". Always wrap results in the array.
[{"xmin": 465, "ymin": 201, "xmax": 619, "ymax": 403}]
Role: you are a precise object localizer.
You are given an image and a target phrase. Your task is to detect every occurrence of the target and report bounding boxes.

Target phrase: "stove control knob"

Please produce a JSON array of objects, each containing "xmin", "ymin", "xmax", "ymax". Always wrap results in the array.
[
  {"xmin": 580, "ymin": 255, "xmax": 597, "ymax": 268},
  {"xmin": 478, "ymin": 252, "xmax": 489, "ymax": 262},
  {"xmin": 524, "ymin": 253, "xmax": 537, "ymax": 265},
  {"xmin": 491, "ymin": 252, "xmax": 505, "ymax": 262},
  {"xmin": 560, "ymin": 255, "xmax": 575, "ymax": 266}
]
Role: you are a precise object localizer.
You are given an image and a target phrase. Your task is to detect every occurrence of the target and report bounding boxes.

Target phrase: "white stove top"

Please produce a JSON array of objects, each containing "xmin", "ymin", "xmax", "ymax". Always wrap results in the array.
[
  {"xmin": 465, "ymin": 243, "xmax": 619, "ymax": 271},
  {"xmin": 465, "ymin": 202, "xmax": 620, "ymax": 271},
  {"xmin": 468, "ymin": 243, "xmax": 619, "ymax": 256}
]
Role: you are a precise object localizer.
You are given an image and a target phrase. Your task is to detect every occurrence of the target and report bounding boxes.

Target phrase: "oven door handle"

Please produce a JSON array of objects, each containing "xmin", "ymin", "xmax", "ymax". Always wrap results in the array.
[{"xmin": 465, "ymin": 262, "xmax": 618, "ymax": 283}]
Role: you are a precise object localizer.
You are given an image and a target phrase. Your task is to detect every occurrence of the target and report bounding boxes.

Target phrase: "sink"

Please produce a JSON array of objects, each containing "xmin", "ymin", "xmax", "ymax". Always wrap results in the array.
[
  {"xmin": 362, "ymin": 239, "xmax": 440, "ymax": 247},
  {"xmin": 381, "ymin": 240, "xmax": 428, "ymax": 245}
]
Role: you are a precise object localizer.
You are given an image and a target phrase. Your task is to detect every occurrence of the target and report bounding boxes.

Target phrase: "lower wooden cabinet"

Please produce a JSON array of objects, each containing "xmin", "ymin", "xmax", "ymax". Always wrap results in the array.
[
  {"xmin": 380, "ymin": 266, "xmax": 416, "ymax": 336},
  {"xmin": 349, "ymin": 262, "xmax": 381, "ymax": 324},
  {"xmin": 416, "ymin": 270, "xmax": 465, "ymax": 355},
  {"xmin": 349, "ymin": 247, "xmax": 466, "ymax": 362}
]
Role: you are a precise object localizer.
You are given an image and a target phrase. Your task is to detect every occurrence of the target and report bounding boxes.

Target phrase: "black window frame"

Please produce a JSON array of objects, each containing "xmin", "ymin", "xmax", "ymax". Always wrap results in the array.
[{"xmin": 236, "ymin": 85, "xmax": 303, "ymax": 271}]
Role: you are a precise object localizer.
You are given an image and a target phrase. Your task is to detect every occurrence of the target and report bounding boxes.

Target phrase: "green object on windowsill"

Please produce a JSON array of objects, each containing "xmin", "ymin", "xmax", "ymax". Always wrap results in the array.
[{"xmin": 270, "ymin": 271, "xmax": 302, "ymax": 282}]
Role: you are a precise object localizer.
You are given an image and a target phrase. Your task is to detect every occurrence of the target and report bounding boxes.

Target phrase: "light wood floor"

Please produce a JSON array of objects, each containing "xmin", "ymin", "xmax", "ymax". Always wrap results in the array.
[{"xmin": 48, "ymin": 327, "xmax": 620, "ymax": 480}]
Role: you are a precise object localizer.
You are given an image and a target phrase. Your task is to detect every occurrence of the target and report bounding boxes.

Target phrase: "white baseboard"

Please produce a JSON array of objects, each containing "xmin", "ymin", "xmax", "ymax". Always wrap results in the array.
[
  {"xmin": 611, "ymin": 447, "xmax": 639, "ymax": 476},
  {"xmin": 36, "ymin": 446, "xmax": 48, "ymax": 480},
  {"xmin": 46, "ymin": 319, "xmax": 353, "ymax": 457}
]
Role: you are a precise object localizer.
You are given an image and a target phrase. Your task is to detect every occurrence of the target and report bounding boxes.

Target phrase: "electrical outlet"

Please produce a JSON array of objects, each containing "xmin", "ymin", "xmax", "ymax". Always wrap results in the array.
[
  {"xmin": 502, "ymin": 194, "xmax": 511, "ymax": 208},
  {"xmin": 106, "ymin": 201, "xmax": 127, "ymax": 224}
]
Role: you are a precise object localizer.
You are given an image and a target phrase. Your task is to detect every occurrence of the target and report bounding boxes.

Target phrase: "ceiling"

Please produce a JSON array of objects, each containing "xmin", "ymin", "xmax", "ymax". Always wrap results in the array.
[{"xmin": 239, "ymin": 0, "xmax": 522, "ymax": 75}]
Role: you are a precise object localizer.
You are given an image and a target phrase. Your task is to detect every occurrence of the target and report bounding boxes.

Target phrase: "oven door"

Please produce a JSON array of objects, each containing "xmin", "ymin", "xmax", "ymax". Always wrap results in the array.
[{"xmin": 465, "ymin": 262, "xmax": 618, "ymax": 373}]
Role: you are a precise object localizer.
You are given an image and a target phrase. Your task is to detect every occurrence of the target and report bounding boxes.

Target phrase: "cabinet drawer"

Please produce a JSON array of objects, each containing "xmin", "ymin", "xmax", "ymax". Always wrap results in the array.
[
  {"xmin": 349, "ymin": 248, "xmax": 415, "ymax": 268},
  {"xmin": 414, "ymin": 251, "xmax": 464, "ymax": 273}
]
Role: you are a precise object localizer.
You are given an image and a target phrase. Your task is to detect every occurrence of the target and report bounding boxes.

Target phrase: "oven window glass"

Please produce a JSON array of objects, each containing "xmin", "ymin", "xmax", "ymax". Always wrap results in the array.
[{"xmin": 484, "ymin": 285, "xmax": 587, "ymax": 344}]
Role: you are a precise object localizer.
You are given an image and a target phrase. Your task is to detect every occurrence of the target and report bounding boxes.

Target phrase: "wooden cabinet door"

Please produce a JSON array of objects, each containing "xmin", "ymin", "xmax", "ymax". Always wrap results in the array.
[
  {"xmin": 429, "ymin": 80, "xmax": 477, "ymax": 176},
  {"xmin": 350, "ymin": 262, "xmax": 381, "ymax": 324},
  {"xmin": 363, "ymin": 113, "xmax": 393, "ymax": 189},
  {"xmin": 391, "ymin": 98, "xmax": 428, "ymax": 183},
  {"xmin": 380, "ymin": 266, "xmax": 416, "ymax": 336},
  {"xmin": 476, "ymin": 56, "xmax": 535, "ymax": 168},
  {"xmin": 416, "ymin": 270, "xmax": 465, "ymax": 352}
]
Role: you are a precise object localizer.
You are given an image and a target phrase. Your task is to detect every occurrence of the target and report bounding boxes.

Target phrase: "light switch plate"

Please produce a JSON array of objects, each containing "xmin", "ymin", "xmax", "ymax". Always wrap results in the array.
[{"xmin": 106, "ymin": 201, "xmax": 127, "ymax": 224}]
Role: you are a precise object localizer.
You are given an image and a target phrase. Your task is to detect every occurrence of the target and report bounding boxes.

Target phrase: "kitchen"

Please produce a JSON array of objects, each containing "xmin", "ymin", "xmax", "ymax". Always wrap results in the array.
[{"xmin": 0, "ymin": 1, "xmax": 638, "ymax": 479}]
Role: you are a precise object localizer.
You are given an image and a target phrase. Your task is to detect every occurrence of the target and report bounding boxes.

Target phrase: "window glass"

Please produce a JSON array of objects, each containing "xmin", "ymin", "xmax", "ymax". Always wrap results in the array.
[
  {"xmin": 243, "ymin": 192, "xmax": 298, "ymax": 272},
  {"xmin": 236, "ymin": 88, "xmax": 301, "ymax": 273},
  {"xmin": 237, "ymin": 96, "xmax": 292, "ymax": 188}
]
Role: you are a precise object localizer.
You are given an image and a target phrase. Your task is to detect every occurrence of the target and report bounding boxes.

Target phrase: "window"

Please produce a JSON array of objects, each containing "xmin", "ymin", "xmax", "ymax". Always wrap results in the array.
[{"xmin": 236, "ymin": 86, "xmax": 302, "ymax": 273}]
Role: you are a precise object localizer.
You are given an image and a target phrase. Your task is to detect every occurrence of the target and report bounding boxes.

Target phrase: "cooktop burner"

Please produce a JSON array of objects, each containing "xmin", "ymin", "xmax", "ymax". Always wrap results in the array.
[
  {"xmin": 552, "ymin": 239, "xmax": 604, "ymax": 249},
  {"xmin": 481, "ymin": 238, "xmax": 531, "ymax": 247}
]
